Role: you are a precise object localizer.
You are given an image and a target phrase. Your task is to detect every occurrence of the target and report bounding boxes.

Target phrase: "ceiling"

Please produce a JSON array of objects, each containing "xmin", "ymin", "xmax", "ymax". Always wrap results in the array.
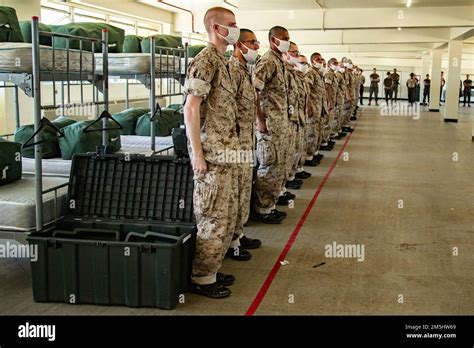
[{"xmin": 141, "ymin": 0, "xmax": 474, "ymax": 69}]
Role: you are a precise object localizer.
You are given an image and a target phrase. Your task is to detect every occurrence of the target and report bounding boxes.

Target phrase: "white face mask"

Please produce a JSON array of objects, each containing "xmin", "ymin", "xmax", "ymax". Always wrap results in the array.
[
  {"xmin": 274, "ymin": 37, "xmax": 290, "ymax": 53},
  {"xmin": 340, "ymin": 67, "xmax": 346, "ymax": 73},
  {"xmin": 240, "ymin": 44, "xmax": 258, "ymax": 64},
  {"xmin": 287, "ymin": 54, "xmax": 299, "ymax": 66},
  {"xmin": 319, "ymin": 67, "xmax": 326, "ymax": 75},
  {"xmin": 217, "ymin": 24, "xmax": 240, "ymax": 45},
  {"xmin": 330, "ymin": 64, "xmax": 339, "ymax": 72},
  {"xmin": 296, "ymin": 63, "xmax": 309, "ymax": 75},
  {"xmin": 314, "ymin": 62, "xmax": 323, "ymax": 69},
  {"xmin": 347, "ymin": 63, "xmax": 353, "ymax": 69}
]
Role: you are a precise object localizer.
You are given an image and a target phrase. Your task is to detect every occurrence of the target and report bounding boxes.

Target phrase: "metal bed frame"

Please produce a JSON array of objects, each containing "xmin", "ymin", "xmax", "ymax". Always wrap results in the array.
[
  {"xmin": 0, "ymin": 17, "xmax": 110, "ymax": 242},
  {"xmin": 111, "ymin": 37, "xmax": 188, "ymax": 152}
]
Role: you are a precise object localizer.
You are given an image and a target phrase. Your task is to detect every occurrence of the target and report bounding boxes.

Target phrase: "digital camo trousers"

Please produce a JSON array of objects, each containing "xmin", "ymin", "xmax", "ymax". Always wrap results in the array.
[
  {"xmin": 231, "ymin": 162, "xmax": 253, "ymax": 247},
  {"xmin": 192, "ymin": 163, "xmax": 239, "ymax": 285},
  {"xmin": 336, "ymin": 96, "xmax": 345, "ymax": 132},
  {"xmin": 255, "ymin": 131, "xmax": 287, "ymax": 215},
  {"xmin": 306, "ymin": 115, "xmax": 321, "ymax": 158},
  {"xmin": 285, "ymin": 121, "xmax": 298, "ymax": 182}
]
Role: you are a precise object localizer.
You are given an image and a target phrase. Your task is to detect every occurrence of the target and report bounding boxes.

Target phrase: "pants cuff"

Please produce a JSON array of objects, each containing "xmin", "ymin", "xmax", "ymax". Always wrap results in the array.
[
  {"xmin": 256, "ymin": 206, "xmax": 273, "ymax": 215},
  {"xmin": 192, "ymin": 273, "xmax": 217, "ymax": 285},
  {"xmin": 230, "ymin": 239, "xmax": 241, "ymax": 249}
]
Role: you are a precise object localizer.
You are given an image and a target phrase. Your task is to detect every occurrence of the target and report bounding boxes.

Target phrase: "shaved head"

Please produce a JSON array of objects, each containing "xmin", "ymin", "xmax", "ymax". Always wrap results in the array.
[
  {"xmin": 298, "ymin": 55, "xmax": 308, "ymax": 64},
  {"xmin": 204, "ymin": 6, "xmax": 236, "ymax": 33},
  {"xmin": 239, "ymin": 28, "xmax": 254, "ymax": 42},
  {"xmin": 268, "ymin": 26, "xmax": 289, "ymax": 42}
]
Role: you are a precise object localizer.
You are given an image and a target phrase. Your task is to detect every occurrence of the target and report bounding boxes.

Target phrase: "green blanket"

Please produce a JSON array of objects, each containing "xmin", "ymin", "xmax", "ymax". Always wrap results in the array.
[
  {"xmin": 113, "ymin": 107, "xmax": 150, "ymax": 135},
  {"xmin": 135, "ymin": 108, "xmax": 183, "ymax": 137},
  {"xmin": 20, "ymin": 21, "xmax": 52, "ymax": 46},
  {"xmin": 0, "ymin": 138, "xmax": 22, "ymax": 185},
  {"xmin": 0, "ymin": 6, "xmax": 24, "ymax": 42},
  {"xmin": 59, "ymin": 120, "xmax": 121, "ymax": 160},
  {"xmin": 51, "ymin": 23, "xmax": 124, "ymax": 53}
]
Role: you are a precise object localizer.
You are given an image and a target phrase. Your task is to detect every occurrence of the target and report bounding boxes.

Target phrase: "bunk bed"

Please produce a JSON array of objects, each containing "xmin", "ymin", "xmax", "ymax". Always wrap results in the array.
[
  {"xmin": 98, "ymin": 38, "xmax": 188, "ymax": 153},
  {"xmin": 0, "ymin": 17, "xmax": 109, "ymax": 242}
]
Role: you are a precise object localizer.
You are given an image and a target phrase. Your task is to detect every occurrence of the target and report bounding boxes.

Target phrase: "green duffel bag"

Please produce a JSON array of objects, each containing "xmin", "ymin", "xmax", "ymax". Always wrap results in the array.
[
  {"xmin": 20, "ymin": 21, "xmax": 52, "ymax": 46},
  {"xmin": 0, "ymin": 6, "xmax": 24, "ymax": 42},
  {"xmin": 113, "ymin": 107, "xmax": 150, "ymax": 135},
  {"xmin": 14, "ymin": 116, "xmax": 77, "ymax": 159},
  {"xmin": 187, "ymin": 45, "xmax": 206, "ymax": 58},
  {"xmin": 0, "ymin": 138, "xmax": 22, "ymax": 185},
  {"xmin": 15, "ymin": 124, "xmax": 60, "ymax": 159},
  {"xmin": 123, "ymin": 35, "xmax": 143, "ymax": 53},
  {"xmin": 52, "ymin": 115, "xmax": 77, "ymax": 128},
  {"xmin": 135, "ymin": 108, "xmax": 182, "ymax": 137},
  {"xmin": 59, "ymin": 120, "xmax": 121, "ymax": 160},
  {"xmin": 51, "ymin": 23, "xmax": 124, "ymax": 53},
  {"xmin": 141, "ymin": 34, "xmax": 183, "ymax": 54}
]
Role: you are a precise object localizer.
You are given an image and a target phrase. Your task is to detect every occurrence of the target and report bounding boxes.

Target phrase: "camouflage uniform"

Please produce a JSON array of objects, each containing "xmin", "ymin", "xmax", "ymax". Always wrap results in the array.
[
  {"xmin": 350, "ymin": 71, "xmax": 358, "ymax": 117},
  {"xmin": 252, "ymin": 49, "xmax": 289, "ymax": 215},
  {"xmin": 342, "ymin": 71, "xmax": 353, "ymax": 125},
  {"xmin": 305, "ymin": 66, "xmax": 325, "ymax": 158},
  {"xmin": 335, "ymin": 70, "xmax": 346, "ymax": 132},
  {"xmin": 324, "ymin": 68, "xmax": 338, "ymax": 137},
  {"xmin": 184, "ymin": 43, "xmax": 240, "ymax": 285},
  {"xmin": 295, "ymin": 72, "xmax": 308, "ymax": 170},
  {"xmin": 286, "ymin": 67, "xmax": 300, "ymax": 183},
  {"xmin": 228, "ymin": 56, "xmax": 256, "ymax": 247}
]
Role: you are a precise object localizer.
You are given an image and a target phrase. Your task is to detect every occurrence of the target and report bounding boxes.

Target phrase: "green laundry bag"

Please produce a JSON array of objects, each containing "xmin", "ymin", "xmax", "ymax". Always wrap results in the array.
[
  {"xmin": 123, "ymin": 35, "xmax": 143, "ymax": 53},
  {"xmin": 112, "ymin": 107, "xmax": 150, "ymax": 135},
  {"xmin": 59, "ymin": 120, "xmax": 121, "ymax": 160},
  {"xmin": 20, "ymin": 21, "xmax": 52, "ymax": 46},
  {"xmin": 0, "ymin": 138, "xmax": 22, "ymax": 185},
  {"xmin": 141, "ymin": 34, "xmax": 183, "ymax": 54},
  {"xmin": 0, "ymin": 7, "xmax": 24, "ymax": 42},
  {"xmin": 14, "ymin": 116, "xmax": 77, "ymax": 159},
  {"xmin": 135, "ymin": 108, "xmax": 182, "ymax": 137},
  {"xmin": 187, "ymin": 45, "xmax": 206, "ymax": 58},
  {"xmin": 51, "ymin": 23, "xmax": 124, "ymax": 53}
]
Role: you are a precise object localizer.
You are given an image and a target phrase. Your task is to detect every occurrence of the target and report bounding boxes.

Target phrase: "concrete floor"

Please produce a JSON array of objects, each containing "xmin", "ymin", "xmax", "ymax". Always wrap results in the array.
[{"xmin": 1, "ymin": 103, "xmax": 473, "ymax": 315}]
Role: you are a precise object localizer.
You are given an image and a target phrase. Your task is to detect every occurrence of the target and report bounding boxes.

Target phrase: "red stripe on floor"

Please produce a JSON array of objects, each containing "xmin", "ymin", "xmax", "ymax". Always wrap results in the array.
[{"xmin": 245, "ymin": 117, "xmax": 361, "ymax": 316}]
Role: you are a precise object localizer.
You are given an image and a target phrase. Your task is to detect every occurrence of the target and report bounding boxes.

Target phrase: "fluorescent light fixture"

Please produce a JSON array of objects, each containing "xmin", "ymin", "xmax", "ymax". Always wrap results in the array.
[{"xmin": 406, "ymin": 0, "xmax": 412, "ymax": 7}]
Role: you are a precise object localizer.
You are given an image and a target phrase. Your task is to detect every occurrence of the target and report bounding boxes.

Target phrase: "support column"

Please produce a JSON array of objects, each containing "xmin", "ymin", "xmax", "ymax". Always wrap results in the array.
[
  {"xmin": 429, "ymin": 48, "xmax": 442, "ymax": 112},
  {"xmin": 420, "ymin": 53, "xmax": 431, "ymax": 104},
  {"xmin": 443, "ymin": 40, "xmax": 463, "ymax": 123}
]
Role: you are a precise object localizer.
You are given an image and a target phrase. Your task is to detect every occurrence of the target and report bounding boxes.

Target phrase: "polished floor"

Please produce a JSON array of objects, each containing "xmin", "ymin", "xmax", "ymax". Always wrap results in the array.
[{"xmin": 1, "ymin": 103, "xmax": 473, "ymax": 315}]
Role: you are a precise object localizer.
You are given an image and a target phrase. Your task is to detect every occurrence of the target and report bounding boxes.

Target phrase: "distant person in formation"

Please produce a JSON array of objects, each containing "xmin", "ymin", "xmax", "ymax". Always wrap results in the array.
[
  {"xmin": 359, "ymin": 69, "xmax": 365, "ymax": 105},
  {"xmin": 406, "ymin": 73, "xmax": 418, "ymax": 106},
  {"xmin": 440, "ymin": 71, "xmax": 446, "ymax": 104},
  {"xmin": 368, "ymin": 68, "xmax": 380, "ymax": 106},
  {"xmin": 391, "ymin": 68, "xmax": 400, "ymax": 102},
  {"xmin": 383, "ymin": 71, "xmax": 394, "ymax": 106},
  {"xmin": 463, "ymin": 74, "xmax": 472, "ymax": 107},
  {"xmin": 422, "ymin": 74, "xmax": 430, "ymax": 106}
]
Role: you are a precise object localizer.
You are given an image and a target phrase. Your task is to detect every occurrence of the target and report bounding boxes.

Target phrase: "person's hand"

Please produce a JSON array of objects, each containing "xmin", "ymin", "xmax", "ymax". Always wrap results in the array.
[
  {"xmin": 256, "ymin": 119, "xmax": 268, "ymax": 133},
  {"xmin": 192, "ymin": 154, "xmax": 208, "ymax": 174}
]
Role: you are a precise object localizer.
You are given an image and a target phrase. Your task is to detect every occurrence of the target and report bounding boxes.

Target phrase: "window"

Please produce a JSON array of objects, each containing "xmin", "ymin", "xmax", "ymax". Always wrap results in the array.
[
  {"xmin": 41, "ymin": 7, "xmax": 70, "ymax": 25},
  {"xmin": 40, "ymin": 1, "xmax": 165, "ymax": 38}
]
